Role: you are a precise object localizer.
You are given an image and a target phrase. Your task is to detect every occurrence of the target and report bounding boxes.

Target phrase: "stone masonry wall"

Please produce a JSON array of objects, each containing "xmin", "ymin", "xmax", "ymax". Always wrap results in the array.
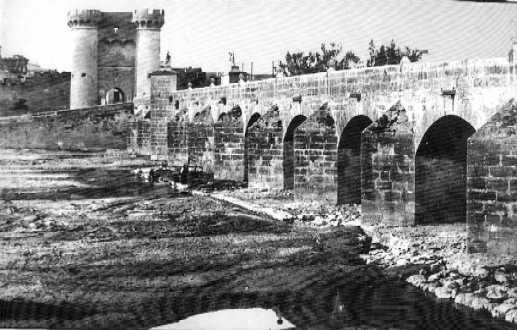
[
  {"xmin": 167, "ymin": 121, "xmax": 188, "ymax": 166},
  {"xmin": 0, "ymin": 103, "xmax": 133, "ymax": 151},
  {"xmin": 294, "ymin": 107, "xmax": 338, "ymax": 202},
  {"xmin": 136, "ymin": 120, "xmax": 152, "ymax": 155},
  {"xmin": 150, "ymin": 74, "xmax": 175, "ymax": 157},
  {"xmin": 214, "ymin": 118, "xmax": 245, "ymax": 181},
  {"xmin": 187, "ymin": 110, "xmax": 215, "ymax": 172},
  {"xmin": 361, "ymin": 103, "xmax": 415, "ymax": 226},
  {"xmin": 467, "ymin": 100, "xmax": 517, "ymax": 255},
  {"xmin": 247, "ymin": 107, "xmax": 283, "ymax": 190}
]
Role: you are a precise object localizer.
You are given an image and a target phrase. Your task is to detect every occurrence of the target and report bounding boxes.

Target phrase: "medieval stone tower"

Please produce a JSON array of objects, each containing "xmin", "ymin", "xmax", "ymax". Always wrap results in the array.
[{"xmin": 67, "ymin": 9, "xmax": 164, "ymax": 110}]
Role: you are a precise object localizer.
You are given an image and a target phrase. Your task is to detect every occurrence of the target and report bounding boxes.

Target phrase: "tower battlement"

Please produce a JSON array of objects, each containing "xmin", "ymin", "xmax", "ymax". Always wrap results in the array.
[
  {"xmin": 132, "ymin": 9, "xmax": 165, "ymax": 29},
  {"xmin": 67, "ymin": 9, "xmax": 102, "ymax": 28}
]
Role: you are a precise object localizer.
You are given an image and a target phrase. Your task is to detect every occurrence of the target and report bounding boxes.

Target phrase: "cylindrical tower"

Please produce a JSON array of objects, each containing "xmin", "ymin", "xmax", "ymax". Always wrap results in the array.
[
  {"xmin": 67, "ymin": 9, "xmax": 102, "ymax": 109},
  {"xmin": 132, "ymin": 9, "xmax": 165, "ymax": 112}
]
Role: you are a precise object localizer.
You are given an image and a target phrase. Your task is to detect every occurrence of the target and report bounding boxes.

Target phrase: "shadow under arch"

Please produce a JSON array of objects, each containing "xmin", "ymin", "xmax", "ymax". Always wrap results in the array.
[
  {"xmin": 106, "ymin": 88, "xmax": 125, "ymax": 104},
  {"xmin": 244, "ymin": 113, "xmax": 261, "ymax": 183},
  {"xmin": 283, "ymin": 115, "xmax": 307, "ymax": 190},
  {"xmin": 415, "ymin": 115, "xmax": 475, "ymax": 225},
  {"xmin": 337, "ymin": 115, "xmax": 372, "ymax": 204}
]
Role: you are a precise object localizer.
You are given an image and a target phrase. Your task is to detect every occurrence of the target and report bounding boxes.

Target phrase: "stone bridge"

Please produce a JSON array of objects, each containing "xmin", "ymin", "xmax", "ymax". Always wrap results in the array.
[{"xmin": 129, "ymin": 54, "xmax": 517, "ymax": 256}]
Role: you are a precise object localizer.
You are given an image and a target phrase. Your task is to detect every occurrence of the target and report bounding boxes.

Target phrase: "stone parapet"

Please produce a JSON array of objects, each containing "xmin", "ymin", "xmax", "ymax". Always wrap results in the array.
[
  {"xmin": 132, "ymin": 9, "xmax": 165, "ymax": 29},
  {"xmin": 67, "ymin": 9, "xmax": 102, "ymax": 28}
]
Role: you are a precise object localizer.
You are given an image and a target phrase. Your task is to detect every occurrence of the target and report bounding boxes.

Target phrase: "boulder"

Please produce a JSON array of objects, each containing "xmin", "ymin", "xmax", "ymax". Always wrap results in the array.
[
  {"xmin": 455, "ymin": 292, "xmax": 475, "ymax": 306},
  {"xmin": 434, "ymin": 286, "xmax": 456, "ymax": 299},
  {"xmin": 428, "ymin": 272, "xmax": 442, "ymax": 282},
  {"xmin": 506, "ymin": 308, "xmax": 517, "ymax": 323},
  {"xmin": 470, "ymin": 295, "xmax": 492, "ymax": 311},
  {"xmin": 317, "ymin": 226, "xmax": 372, "ymax": 255},
  {"xmin": 492, "ymin": 298, "xmax": 517, "ymax": 318},
  {"xmin": 22, "ymin": 214, "xmax": 38, "ymax": 222},
  {"xmin": 473, "ymin": 267, "xmax": 490, "ymax": 279},
  {"xmin": 486, "ymin": 284, "xmax": 508, "ymax": 301},
  {"xmin": 494, "ymin": 270, "xmax": 509, "ymax": 283},
  {"xmin": 407, "ymin": 274, "xmax": 427, "ymax": 288},
  {"xmin": 508, "ymin": 287, "xmax": 517, "ymax": 298}
]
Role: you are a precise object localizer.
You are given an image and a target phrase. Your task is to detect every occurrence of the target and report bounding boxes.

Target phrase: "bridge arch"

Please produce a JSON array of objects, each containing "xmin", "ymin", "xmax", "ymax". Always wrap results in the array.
[
  {"xmin": 244, "ymin": 113, "xmax": 262, "ymax": 183},
  {"xmin": 283, "ymin": 115, "xmax": 307, "ymax": 190},
  {"xmin": 415, "ymin": 115, "xmax": 475, "ymax": 224},
  {"xmin": 337, "ymin": 115, "xmax": 372, "ymax": 204}
]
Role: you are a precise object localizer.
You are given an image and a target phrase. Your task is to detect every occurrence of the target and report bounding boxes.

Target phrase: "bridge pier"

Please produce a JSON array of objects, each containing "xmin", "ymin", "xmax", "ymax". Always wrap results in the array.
[
  {"xmin": 187, "ymin": 108, "xmax": 214, "ymax": 173},
  {"xmin": 467, "ymin": 99, "xmax": 517, "ymax": 255},
  {"xmin": 246, "ymin": 106, "xmax": 283, "ymax": 190},
  {"xmin": 214, "ymin": 114, "xmax": 245, "ymax": 181},
  {"xmin": 361, "ymin": 102, "xmax": 415, "ymax": 226},
  {"xmin": 293, "ymin": 104, "xmax": 338, "ymax": 202},
  {"xmin": 167, "ymin": 120, "xmax": 188, "ymax": 166}
]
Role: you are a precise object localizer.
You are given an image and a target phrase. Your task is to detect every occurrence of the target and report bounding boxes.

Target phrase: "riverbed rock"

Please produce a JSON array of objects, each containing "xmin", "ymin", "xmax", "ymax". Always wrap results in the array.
[
  {"xmin": 22, "ymin": 214, "xmax": 38, "ymax": 222},
  {"xmin": 491, "ymin": 298, "xmax": 517, "ymax": 318},
  {"xmin": 455, "ymin": 292, "xmax": 475, "ymax": 306},
  {"xmin": 470, "ymin": 295, "xmax": 492, "ymax": 311},
  {"xmin": 506, "ymin": 308, "xmax": 517, "ymax": 323},
  {"xmin": 494, "ymin": 270, "xmax": 509, "ymax": 284},
  {"xmin": 318, "ymin": 226, "xmax": 372, "ymax": 255},
  {"xmin": 508, "ymin": 287, "xmax": 517, "ymax": 298},
  {"xmin": 434, "ymin": 285, "xmax": 456, "ymax": 299},
  {"xmin": 473, "ymin": 267, "xmax": 490, "ymax": 279},
  {"xmin": 422, "ymin": 281, "xmax": 439, "ymax": 293},
  {"xmin": 407, "ymin": 274, "xmax": 426, "ymax": 287},
  {"xmin": 486, "ymin": 284, "xmax": 508, "ymax": 301},
  {"xmin": 427, "ymin": 272, "xmax": 442, "ymax": 282}
]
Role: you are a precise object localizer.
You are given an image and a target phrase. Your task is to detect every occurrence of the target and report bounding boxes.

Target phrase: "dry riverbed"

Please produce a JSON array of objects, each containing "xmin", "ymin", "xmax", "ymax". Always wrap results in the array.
[
  {"xmin": 0, "ymin": 182, "xmax": 371, "ymax": 329},
  {"xmin": 214, "ymin": 188, "xmax": 517, "ymax": 326},
  {"xmin": 0, "ymin": 150, "xmax": 515, "ymax": 329}
]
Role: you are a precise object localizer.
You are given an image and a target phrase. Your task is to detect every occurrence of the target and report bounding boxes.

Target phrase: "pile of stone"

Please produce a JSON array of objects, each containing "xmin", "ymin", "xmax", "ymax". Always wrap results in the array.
[
  {"xmin": 362, "ymin": 225, "xmax": 517, "ymax": 324},
  {"xmin": 407, "ymin": 265, "xmax": 517, "ymax": 323},
  {"xmin": 292, "ymin": 204, "xmax": 361, "ymax": 227}
]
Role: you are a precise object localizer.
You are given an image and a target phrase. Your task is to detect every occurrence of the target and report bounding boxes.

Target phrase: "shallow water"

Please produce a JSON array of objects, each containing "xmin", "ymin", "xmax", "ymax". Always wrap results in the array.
[{"xmin": 149, "ymin": 277, "xmax": 516, "ymax": 330}]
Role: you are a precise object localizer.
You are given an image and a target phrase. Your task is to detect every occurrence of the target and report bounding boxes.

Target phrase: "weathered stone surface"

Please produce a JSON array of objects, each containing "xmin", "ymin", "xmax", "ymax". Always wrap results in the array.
[
  {"xmin": 492, "ymin": 298, "xmax": 517, "ymax": 318},
  {"xmin": 486, "ymin": 284, "xmax": 508, "ymax": 301},
  {"xmin": 467, "ymin": 100, "xmax": 517, "ymax": 255}
]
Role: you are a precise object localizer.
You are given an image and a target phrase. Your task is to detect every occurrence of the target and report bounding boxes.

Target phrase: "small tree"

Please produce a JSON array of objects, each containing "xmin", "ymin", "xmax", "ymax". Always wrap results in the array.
[
  {"xmin": 366, "ymin": 39, "xmax": 427, "ymax": 67},
  {"xmin": 278, "ymin": 42, "xmax": 360, "ymax": 76}
]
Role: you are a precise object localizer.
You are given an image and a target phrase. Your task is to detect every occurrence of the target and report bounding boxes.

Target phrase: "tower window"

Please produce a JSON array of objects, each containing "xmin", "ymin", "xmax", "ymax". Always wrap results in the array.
[{"xmin": 81, "ymin": 73, "xmax": 87, "ymax": 77}]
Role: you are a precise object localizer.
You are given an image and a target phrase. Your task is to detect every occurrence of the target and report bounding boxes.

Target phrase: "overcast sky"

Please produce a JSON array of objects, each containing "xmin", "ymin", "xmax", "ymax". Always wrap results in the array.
[{"xmin": 1, "ymin": 0, "xmax": 517, "ymax": 73}]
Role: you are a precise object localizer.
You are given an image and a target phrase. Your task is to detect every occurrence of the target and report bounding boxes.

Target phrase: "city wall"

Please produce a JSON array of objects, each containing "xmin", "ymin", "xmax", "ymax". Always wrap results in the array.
[{"xmin": 0, "ymin": 103, "xmax": 133, "ymax": 151}]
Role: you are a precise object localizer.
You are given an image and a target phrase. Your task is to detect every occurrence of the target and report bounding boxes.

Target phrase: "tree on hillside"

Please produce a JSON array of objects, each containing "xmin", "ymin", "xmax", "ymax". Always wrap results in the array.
[
  {"xmin": 278, "ymin": 42, "xmax": 360, "ymax": 76},
  {"xmin": 366, "ymin": 39, "xmax": 428, "ymax": 67}
]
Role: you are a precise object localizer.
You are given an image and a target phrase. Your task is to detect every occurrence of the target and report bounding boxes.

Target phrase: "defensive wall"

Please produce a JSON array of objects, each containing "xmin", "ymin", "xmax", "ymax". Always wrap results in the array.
[
  {"xmin": 0, "ymin": 103, "xmax": 133, "ymax": 151},
  {"xmin": 0, "ymin": 72, "xmax": 71, "ymax": 116},
  {"xmin": 128, "ymin": 54, "xmax": 517, "ymax": 256}
]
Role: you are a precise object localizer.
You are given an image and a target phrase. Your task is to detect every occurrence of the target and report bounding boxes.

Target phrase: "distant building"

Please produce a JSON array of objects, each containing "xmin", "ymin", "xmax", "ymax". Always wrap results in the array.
[
  {"xmin": 67, "ymin": 9, "xmax": 165, "ymax": 111},
  {"xmin": 168, "ymin": 66, "xmax": 222, "ymax": 90},
  {"xmin": 220, "ymin": 65, "xmax": 273, "ymax": 86}
]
